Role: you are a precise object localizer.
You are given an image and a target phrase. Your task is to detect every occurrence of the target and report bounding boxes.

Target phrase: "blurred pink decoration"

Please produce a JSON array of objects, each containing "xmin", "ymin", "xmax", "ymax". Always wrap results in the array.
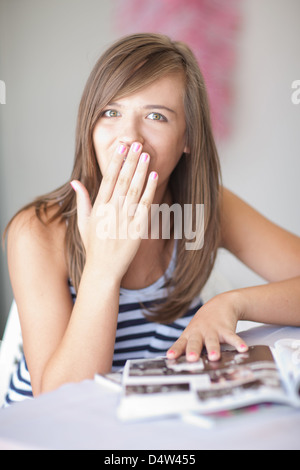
[{"xmin": 112, "ymin": 0, "xmax": 241, "ymax": 139}]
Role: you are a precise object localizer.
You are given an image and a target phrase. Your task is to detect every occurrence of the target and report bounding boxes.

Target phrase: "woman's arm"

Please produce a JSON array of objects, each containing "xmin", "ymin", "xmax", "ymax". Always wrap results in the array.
[
  {"xmin": 8, "ymin": 211, "xmax": 123, "ymax": 394},
  {"xmin": 220, "ymin": 188, "xmax": 300, "ymax": 283},
  {"xmin": 168, "ymin": 188, "xmax": 300, "ymax": 362},
  {"xmin": 220, "ymin": 187, "xmax": 300, "ymax": 325}
]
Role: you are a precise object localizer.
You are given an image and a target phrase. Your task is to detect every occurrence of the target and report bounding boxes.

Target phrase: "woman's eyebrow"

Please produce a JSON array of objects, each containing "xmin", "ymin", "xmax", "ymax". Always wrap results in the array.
[
  {"xmin": 107, "ymin": 102, "xmax": 176, "ymax": 114},
  {"xmin": 143, "ymin": 105, "xmax": 176, "ymax": 114},
  {"xmin": 106, "ymin": 102, "xmax": 121, "ymax": 108}
]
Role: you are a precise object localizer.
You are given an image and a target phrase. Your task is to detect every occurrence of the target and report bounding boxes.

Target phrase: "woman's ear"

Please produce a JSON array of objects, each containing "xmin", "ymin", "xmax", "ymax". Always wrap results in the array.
[{"xmin": 183, "ymin": 144, "xmax": 190, "ymax": 155}]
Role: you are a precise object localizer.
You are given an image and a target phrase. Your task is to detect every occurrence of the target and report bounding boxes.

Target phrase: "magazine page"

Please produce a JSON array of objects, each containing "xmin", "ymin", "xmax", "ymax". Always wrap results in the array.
[
  {"xmin": 94, "ymin": 371, "xmax": 123, "ymax": 392},
  {"xmin": 273, "ymin": 338, "xmax": 300, "ymax": 403},
  {"xmin": 182, "ymin": 403, "xmax": 284, "ymax": 429},
  {"xmin": 117, "ymin": 356, "xmax": 201, "ymax": 421},
  {"xmin": 117, "ymin": 346, "xmax": 292, "ymax": 421}
]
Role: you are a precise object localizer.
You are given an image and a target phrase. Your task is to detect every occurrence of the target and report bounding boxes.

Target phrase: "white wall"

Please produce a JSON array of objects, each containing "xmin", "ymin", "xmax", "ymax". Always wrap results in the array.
[
  {"xmin": 216, "ymin": 0, "xmax": 300, "ymax": 288},
  {"xmin": 0, "ymin": 0, "xmax": 299, "ymax": 336},
  {"xmin": 0, "ymin": 0, "xmax": 115, "ymax": 335}
]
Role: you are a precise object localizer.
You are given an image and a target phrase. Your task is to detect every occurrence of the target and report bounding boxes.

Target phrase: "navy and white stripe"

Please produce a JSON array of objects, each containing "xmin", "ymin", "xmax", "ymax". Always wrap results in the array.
[
  {"xmin": 113, "ymin": 291, "xmax": 201, "ymax": 369},
  {"xmin": 3, "ymin": 249, "xmax": 202, "ymax": 406},
  {"xmin": 4, "ymin": 355, "xmax": 33, "ymax": 406}
]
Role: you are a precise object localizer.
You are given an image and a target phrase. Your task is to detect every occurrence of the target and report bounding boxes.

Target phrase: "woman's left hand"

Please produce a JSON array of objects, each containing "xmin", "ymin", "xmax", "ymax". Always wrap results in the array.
[{"xmin": 167, "ymin": 291, "xmax": 248, "ymax": 362}]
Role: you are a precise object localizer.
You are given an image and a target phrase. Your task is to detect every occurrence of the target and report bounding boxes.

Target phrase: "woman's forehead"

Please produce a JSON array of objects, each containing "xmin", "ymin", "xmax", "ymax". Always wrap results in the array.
[{"xmin": 112, "ymin": 72, "xmax": 186, "ymax": 105}]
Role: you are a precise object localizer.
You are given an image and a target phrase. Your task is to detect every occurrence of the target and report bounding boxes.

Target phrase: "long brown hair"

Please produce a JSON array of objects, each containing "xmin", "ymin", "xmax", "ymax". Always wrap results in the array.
[{"xmin": 5, "ymin": 33, "xmax": 221, "ymax": 323}]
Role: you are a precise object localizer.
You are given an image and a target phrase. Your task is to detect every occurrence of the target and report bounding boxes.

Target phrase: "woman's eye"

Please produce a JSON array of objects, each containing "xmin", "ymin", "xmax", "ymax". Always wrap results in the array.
[
  {"xmin": 147, "ymin": 112, "xmax": 167, "ymax": 121},
  {"xmin": 102, "ymin": 109, "xmax": 120, "ymax": 118}
]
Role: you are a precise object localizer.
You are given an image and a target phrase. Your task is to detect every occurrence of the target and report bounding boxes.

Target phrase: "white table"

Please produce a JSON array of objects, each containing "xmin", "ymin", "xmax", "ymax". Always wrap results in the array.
[{"xmin": 0, "ymin": 323, "xmax": 299, "ymax": 450}]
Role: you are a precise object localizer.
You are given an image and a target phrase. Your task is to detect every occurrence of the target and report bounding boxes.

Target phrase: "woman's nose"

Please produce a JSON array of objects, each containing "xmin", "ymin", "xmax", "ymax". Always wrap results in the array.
[{"xmin": 119, "ymin": 119, "xmax": 144, "ymax": 147}]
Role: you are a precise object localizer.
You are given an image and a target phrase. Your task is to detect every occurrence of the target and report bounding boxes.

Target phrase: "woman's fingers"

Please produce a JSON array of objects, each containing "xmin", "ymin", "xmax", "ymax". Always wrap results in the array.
[
  {"xmin": 201, "ymin": 334, "xmax": 221, "ymax": 361},
  {"xmin": 221, "ymin": 331, "xmax": 248, "ymax": 354},
  {"xmin": 134, "ymin": 171, "xmax": 158, "ymax": 215},
  {"xmin": 112, "ymin": 142, "xmax": 145, "ymax": 203},
  {"xmin": 96, "ymin": 142, "xmax": 151, "ymax": 211},
  {"xmin": 96, "ymin": 143, "xmax": 129, "ymax": 204},
  {"xmin": 127, "ymin": 170, "xmax": 158, "ymax": 240},
  {"xmin": 167, "ymin": 331, "xmax": 248, "ymax": 363},
  {"xmin": 125, "ymin": 152, "xmax": 150, "ymax": 208},
  {"xmin": 204, "ymin": 332, "xmax": 248, "ymax": 362},
  {"xmin": 167, "ymin": 336, "xmax": 188, "ymax": 360}
]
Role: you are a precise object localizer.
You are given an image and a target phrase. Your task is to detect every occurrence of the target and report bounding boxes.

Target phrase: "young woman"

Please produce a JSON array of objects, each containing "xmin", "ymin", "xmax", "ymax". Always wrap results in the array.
[{"xmin": 4, "ymin": 33, "xmax": 300, "ymax": 405}]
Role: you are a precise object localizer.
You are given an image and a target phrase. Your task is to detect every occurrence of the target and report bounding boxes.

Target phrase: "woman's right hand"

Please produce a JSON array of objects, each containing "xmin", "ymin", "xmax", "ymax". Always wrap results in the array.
[{"xmin": 70, "ymin": 142, "xmax": 158, "ymax": 281}]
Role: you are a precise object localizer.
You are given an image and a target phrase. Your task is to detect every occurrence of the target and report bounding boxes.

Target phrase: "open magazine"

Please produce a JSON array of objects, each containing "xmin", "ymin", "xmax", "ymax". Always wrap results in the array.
[{"xmin": 113, "ymin": 339, "xmax": 300, "ymax": 422}]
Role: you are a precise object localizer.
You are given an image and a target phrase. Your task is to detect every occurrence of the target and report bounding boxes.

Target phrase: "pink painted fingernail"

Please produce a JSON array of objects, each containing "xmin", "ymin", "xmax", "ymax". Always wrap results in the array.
[
  {"xmin": 168, "ymin": 350, "xmax": 175, "ymax": 357},
  {"xmin": 239, "ymin": 344, "xmax": 247, "ymax": 351},
  {"xmin": 118, "ymin": 144, "xmax": 127, "ymax": 154},
  {"xmin": 209, "ymin": 351, "xmax": 219, "ymax": 360},
  {"xmin": 188, "ymin": 352, "xmax": 197, "ymax": 361},
  {"xmin": 140, "ymin": 153, "xmax": 149, "ymax": 163},
  {"xmin": 132, "ymin": 142, "xmax": 141, "ymax": 152},
  {"xmin": 150, "ymin": 171, "xmax": 158, "ymax": 180}
]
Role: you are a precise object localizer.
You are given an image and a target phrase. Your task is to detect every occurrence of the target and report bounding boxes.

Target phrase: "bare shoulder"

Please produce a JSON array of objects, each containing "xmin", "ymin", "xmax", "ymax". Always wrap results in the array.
[
  {"xmin": 8, "ymin": 204, "xmax": 65, "ymax": 242},
  {"xmin": 219, "ymin": 187, "xmax": 300, "ymax": 281},
  {"xmin": 7, "ymin": 204, "xmax": 68, "ymax": 283}
]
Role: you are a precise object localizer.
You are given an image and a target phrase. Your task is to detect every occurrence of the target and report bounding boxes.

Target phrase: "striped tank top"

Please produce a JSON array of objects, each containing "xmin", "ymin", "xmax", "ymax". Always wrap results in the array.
[{"xmin": 4, "ymin": 247, "xmax": 202, "ymax": 406}]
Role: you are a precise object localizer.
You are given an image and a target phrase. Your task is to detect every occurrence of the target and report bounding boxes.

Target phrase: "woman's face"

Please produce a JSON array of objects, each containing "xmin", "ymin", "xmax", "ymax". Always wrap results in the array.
[{"xmin": 92, "ymin": 73, "xmax": 189, "ymax": 198}]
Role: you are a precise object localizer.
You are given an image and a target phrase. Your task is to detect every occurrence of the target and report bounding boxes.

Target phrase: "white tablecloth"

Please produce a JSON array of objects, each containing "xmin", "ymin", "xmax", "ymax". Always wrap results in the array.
[{"xmin": 0, "ymin": 323, "xmax": 299, "ymax": 450}]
